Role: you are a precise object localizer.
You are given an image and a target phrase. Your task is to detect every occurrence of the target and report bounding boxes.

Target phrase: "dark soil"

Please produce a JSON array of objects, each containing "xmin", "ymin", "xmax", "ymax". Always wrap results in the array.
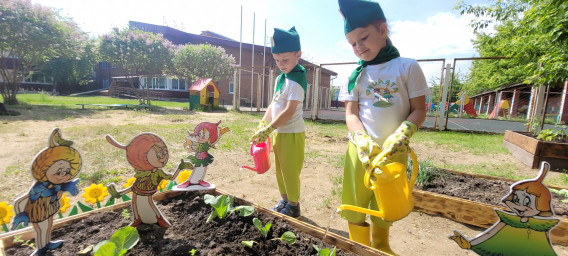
[
  {"xmin": 6, "ymin": 192, "xmax": 357, "ymax": 256},
  {"xmin": 417, "ymin": 171, "xmax": 568, "ymax": 218}
]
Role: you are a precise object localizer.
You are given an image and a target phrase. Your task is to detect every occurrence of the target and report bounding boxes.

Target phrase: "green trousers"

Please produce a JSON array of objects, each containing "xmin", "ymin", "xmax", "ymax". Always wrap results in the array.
[{"xmin": 273, "ymin": 132, "xmax": 305, "ymax": 203}]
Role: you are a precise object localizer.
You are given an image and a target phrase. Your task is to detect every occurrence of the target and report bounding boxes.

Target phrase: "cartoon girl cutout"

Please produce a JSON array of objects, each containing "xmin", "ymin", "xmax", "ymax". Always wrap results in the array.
[
  {"xmin": 450, "ymin": 161, "xmax": 559, "ymax": 256},
  {"xmin": 176, "ymin": 120, "xmax": 229, "ymax": 190},
  {"xmin": 12, "ymin": 128, "xmax": 82, "ymax": 256},
  {"xmin": 106, "ymin": 133, "xmax": 191, "ymax": 228}
]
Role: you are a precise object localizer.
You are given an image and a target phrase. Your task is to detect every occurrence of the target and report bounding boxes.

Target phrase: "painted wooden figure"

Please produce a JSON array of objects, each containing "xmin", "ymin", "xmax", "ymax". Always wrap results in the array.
[
  {"xmin": 12, "ymin": 128, "xmax": 82, "ymax": 255},
  {"xmin": 450, "ymin": 161, "xmax": 559, "ymax": 256},
  {"xmin": 106, "ymin": 133, "xmax": 192, "ymax": 228},
  {"xmin": 174, "ymin": 120, "xmax": 229, "ymax": 191}
]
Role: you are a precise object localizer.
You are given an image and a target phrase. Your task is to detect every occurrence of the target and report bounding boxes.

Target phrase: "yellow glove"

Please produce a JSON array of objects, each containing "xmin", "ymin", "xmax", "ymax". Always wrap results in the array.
[
  {"xmin": 257, "ymin": 120, "xmax": 268, "ymax": 130},
  {"xmin": 352, "ymin": 130, "xmax": 381, "ymax": 170},
  {"xmin": 250, "ymin": 123, "xmax": 275, "ymax": 143},
  {"xmin": 377, "ymin": 121, "xmax": 417, "ymax": 168},
  {"xmin": 449, "ymin": 231, "xmax": 471, "ymax": 249}
]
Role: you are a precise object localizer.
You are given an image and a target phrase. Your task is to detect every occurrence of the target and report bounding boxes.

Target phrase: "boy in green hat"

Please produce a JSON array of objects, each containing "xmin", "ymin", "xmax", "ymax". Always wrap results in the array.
[
  {"xmin": 337, "ymin": 0, "xmax": 429, "ymax": 254},
  {"xmin": 250, "ymin": 26, "xmax": 306, "ymax": 218}
]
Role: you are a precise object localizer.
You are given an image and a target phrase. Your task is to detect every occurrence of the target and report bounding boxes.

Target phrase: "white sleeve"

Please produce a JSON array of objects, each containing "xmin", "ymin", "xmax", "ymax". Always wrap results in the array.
[
  {"xmin": 407, "ymin": 60, "xmax": 430, "ymax": 99},
  {"xmin": 286, "ymin": 81, "xmax": 304, "ymax": 102}
]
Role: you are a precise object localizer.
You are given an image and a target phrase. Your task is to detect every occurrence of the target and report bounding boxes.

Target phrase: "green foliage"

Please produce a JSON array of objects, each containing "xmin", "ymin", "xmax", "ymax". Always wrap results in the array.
[
  {"xmin": 275, "ymin": 231, "xmax": 296, "ymax": 244},
  {"xmin": 171, "ymin": 44, "xmax": 236, "ymax": 84},
  {"xmin": 189, "ymin": 248, "xmax": 198, "ymax": 255},
  {"xmin": 457, "ymin": 0, "xmax": 568, "ymax": 92},
  {"xmin": 93, "ymin": 226, "xmax": 139, "ymax": 256},
  {"xmin": 313, "ymin": 244, "xmax": 336, "ymax": 256},
  {"xmin": 13, "ymin": 235, "xmax": 35, "ymax": 250},
  {"xmin": 203, "ymin": 194, "xmax": 254, "ymax": 222},
  {"xmin": 253, "ymin": 217, "xmax": 272, "ymax": 239},
  {"xmin": 0, "ymin": 0, "xmax": 88, "ymax": 104},
  {"xmin": 408, "ymin": 159, "xmax": 449, "ymax": 187},
  {"xmin": 121, "ymin": 209, "xmax": 130, "ymax": 220}
]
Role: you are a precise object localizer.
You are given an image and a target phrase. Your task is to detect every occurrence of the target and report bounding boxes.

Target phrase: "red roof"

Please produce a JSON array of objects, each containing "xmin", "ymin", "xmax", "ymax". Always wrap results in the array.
[{"xmin": 188, "ymin": 78, "xmax": 219, "ymax": 92}]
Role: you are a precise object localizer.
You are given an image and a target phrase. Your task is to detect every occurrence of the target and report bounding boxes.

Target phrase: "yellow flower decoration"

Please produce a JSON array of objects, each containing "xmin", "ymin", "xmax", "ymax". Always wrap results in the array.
[
  {"xmin": 59, "ymin": 194, "xmax": 71, "ymax": 214},
  {"xmin": 158, "ymin": 179, "xmax": 169, "ymax": 190},
  {"xmin": 177, "ymin": 170, "xmax": 192, "ymax": 184},
  {"xmin": 82, "ymin": 184, "xmax": 109, "ymax": 204},
  {"xmin": 124, "ymin": 177, "xmax": 136, "ymax": 188},
  {"xmin": 0, "ymin": 201, "xmax": 14, "ymax": 224}
]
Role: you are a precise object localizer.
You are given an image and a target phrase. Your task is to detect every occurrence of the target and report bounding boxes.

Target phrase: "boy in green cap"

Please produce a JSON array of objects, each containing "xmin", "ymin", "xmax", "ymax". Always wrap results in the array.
[
  {"xmin": 337, "ymin": 0, "xmax": 429, "ymax": 254},
  {"xmin": 250, "ymin": 26, "xmax": 306, "ymax": 218}
]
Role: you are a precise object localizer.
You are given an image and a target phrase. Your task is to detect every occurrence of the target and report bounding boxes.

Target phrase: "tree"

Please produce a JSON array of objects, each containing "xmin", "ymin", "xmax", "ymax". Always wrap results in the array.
[
  {"xmin": 171, "ymin": 44, "xmax": 236, "ymax": 85},
  {"xmin": 0, "ymin": 0, "xmax": 87, "ymax": 104},
  {"xmin": 39, "ymin": 37, "xmax": 98, "ymax": 93},
  {"xmin": 98, "ymin": 28, "xmax": 175, "ymax": 105},
  {"xmin": 457, "ymin": 0, "xmax": 568, "ymax": 90}
]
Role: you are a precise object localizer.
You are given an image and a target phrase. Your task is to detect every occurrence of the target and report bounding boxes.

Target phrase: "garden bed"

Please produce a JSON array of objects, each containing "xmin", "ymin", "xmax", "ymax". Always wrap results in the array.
[
  {"xmin": 0, "ymin": 189, "xmax": 387, "ymax": 256},
  {"xmin": 414, "ymin": 169, "xmax": 568, "ymax": 245},
  {"xmin": 503, "ymin": 130, "xmax": 568, "ymax": 169}
]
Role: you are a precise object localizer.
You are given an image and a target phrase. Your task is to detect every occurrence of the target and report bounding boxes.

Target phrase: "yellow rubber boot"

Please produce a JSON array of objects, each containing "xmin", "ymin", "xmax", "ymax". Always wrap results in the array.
[
  {"xmin": 371, "ymin": 223, "xmax": 396, "ymax": 255},
  {"xmin": 348, "ymin": 222, "xmax": 370, "ymax": 246}
]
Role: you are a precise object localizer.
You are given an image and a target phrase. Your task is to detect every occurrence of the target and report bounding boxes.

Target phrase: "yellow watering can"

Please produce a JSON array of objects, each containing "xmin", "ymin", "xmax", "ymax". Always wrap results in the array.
[{"xmin": 338, "ymin": 149, "xmax": 419, "ymax": 222}]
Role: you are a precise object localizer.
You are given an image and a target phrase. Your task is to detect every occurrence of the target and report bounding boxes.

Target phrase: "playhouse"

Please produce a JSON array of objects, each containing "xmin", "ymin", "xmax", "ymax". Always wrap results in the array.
[{"xmin": 188, "ymin": 78, "xmax": 220, "ymax": 110}]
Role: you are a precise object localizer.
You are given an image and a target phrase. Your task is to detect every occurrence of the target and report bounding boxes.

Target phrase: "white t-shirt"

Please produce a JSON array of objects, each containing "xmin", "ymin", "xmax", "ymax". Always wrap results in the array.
[
  {"xmin": 338, "ymin": 57, "xmax": 429, "ymax": 144},
  {"xmin": 271, "ymin": 77, "xmax": 305, "ymax": 133}
]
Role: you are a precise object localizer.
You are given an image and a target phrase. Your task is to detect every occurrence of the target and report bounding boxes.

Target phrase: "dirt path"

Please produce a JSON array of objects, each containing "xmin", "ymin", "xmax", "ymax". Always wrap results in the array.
[{"xmin": 1, "ymin": 109, "xmax": 567, "ymax": 255}]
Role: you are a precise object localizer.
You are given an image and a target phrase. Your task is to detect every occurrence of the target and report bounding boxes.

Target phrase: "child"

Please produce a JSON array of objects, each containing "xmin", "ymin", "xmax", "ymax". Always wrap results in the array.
[
  {"xmin": 250, "ymin": 26, "xmax": 306, "ymax": 218},
  {"xmin": 337, "ymin": 0, "xmax": 429, "ymax": 254},
  {"xmin": 12, "ymin": 128, "xmax": 82, "ymax": 255}
]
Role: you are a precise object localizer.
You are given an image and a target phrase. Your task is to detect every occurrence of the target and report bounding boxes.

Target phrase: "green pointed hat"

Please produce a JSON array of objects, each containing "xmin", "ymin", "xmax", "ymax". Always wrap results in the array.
[
  {"xmin": 338, "ymin": 0, "xmax": 385, "ymax": 34},
  {"xmin": 271, "ymin": 26, "xmax": 301, "ymax": 54}
]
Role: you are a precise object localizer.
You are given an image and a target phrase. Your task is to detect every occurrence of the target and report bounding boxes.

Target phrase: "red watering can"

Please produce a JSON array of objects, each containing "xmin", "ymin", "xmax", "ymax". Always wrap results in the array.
[{"xmin": 241, "ymin": 138, "xmax": 271, "ymax": 174}]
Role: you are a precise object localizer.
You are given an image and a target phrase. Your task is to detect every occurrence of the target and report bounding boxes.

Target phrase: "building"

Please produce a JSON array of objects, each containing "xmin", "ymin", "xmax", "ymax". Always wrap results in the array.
[{"xmin": 96, "ymin": 21, "xmax": 338, "ymax": 110}]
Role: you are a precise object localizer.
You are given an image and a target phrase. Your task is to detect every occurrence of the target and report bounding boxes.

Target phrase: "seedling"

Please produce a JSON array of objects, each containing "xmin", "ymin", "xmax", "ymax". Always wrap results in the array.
[
  {"xmin": 203, "ymin": 194, "xmax": 254, "ymax": 222},
  {"xmin": 93, "ymin": 226, "xmax": 139, "ymax": 256},
  {"xmin": 313, "ymin": 244, "xmax": 336, "ymax": 256},
  {"xmin": 121, "ymin": 208, "xmax": 130, "ymax": 220},
  {"xmin": 253, "ymin": 217, "xmax": 272, "ymax": 239},
  {"xmin": 189, "ymin": 248, "xmax": 198, "ymax": 255},
  {"xmin": 241, "ymin": 240, "xmax": 256, "ymax": 248},
  {"xmin": 13, "ymin": 235, "xmax": 36, "ymax": 250},
  {"xmin": 273, "ymin": 231, "xmax": 296, "ymax": 244}
]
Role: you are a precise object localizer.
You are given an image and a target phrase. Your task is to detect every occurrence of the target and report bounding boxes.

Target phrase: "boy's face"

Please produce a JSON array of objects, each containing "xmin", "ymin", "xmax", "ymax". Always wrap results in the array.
[
  {"xmin": 345, "ymin": 23, "xmax": 387, "ymax": 61},
  {"xmin": 273, "ymin": 51, "xmax": 302, "ymax": 74}
]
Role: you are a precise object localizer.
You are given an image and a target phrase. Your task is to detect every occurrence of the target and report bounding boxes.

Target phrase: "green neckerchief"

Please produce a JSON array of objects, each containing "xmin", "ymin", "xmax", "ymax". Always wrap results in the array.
[
  {"xmin": 134, "ymin": 168, "xmax": 171, "ymax": 186},
  {"xmin": 275, "ymin": 64, "xmax": 307, "ymax": 100},
  {"xmin": 347, "ymin": 44, "xmax": 400, "ymax": 93},
  {"xmin": 496, "ymin": 209, "xmax": 559, "ymax": 232}
]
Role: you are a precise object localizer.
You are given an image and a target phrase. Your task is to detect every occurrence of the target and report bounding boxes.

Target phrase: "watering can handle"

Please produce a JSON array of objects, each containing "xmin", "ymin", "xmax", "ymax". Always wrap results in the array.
[
  {"xmin": 364, "ymin": 149, "xmax": 418, "ymax": 191},
  {"xmin": 251, "ymin": 137, "xmax": 271, "ymax": 155}
]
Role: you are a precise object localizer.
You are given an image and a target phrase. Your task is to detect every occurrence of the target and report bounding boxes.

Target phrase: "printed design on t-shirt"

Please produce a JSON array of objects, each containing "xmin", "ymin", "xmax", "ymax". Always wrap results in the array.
[
  {"xmin": 272, "ymin": 89, "xmax": 282, "ymax": 103},
  {"xmin": 365, "ymin": 78, "xmax": 399, "ymax": 108}
]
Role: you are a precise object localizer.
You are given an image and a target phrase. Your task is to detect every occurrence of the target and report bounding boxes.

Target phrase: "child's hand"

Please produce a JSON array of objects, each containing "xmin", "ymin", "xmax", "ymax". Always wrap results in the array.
[
  {"xmin": 250, "ymin": 123, "xmax": 275, "ymax": 143},
  {"xmin": 378, "ymin": 121, "xmax": 417, "ymax": 167},
  {"xmin": 352, "ymin": 130, "xmax": 381, "ymax": 170}
]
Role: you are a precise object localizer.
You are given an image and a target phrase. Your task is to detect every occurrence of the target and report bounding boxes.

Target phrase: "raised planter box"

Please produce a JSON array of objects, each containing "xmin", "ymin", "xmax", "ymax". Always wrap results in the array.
[
  {"xmin": 0, "ymin": 189, "xmax": 388, "ymax": 256},
  {"xmin": 503, "ymin": 130, "xmax": 568, "ymax": 170}
]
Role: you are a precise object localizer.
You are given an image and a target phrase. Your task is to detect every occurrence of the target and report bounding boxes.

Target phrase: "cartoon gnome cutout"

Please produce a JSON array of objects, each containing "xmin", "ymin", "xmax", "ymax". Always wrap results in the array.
[
  {"xmin": 105, "ymin": 133, "xmax": 191, "ymax": 228},
  {"xmin": 173, "ymin": 120, "xmax": 229, "ymax": 191},
  {"xmin": 449, "ymin": 161, "xmax": 560, "ymax": 256},
  {"xmin": 12, "ymin": 128, "xmax": 82, "ymax": 256}
]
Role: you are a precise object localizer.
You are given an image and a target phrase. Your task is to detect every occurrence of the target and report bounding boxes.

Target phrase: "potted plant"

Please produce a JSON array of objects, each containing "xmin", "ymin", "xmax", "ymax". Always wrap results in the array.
[{"xmin": 503, "ymin": 120, "xmax": 568, "ymax": 169}]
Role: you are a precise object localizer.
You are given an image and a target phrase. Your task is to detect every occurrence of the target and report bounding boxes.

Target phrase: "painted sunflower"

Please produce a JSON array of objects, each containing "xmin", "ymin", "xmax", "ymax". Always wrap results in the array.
[
  {"xmin": 82, "ymin": 184, "xmax": 109, "ymax": 204},
  {"xmin": 0, "ymin": 201, "xmax": 14, "ymax": 224}
]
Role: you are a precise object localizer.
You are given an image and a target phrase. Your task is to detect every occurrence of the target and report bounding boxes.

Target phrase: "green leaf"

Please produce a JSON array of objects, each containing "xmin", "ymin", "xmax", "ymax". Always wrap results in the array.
[
  {"xmin": 104, "ymin": 197, "xmax": 115, "ymax": 207},
  {"xmin": 330, "ymin": 246, "xmax": 337, "ymax": 256},
  {"xmin": 206, "ymin": 210, "xmax": 219, "ymax": 223},
  {"xmin": 167, "ymin": 181, "xmax": 176, "ymax": 190},
  {"xmin": 204, "ymin": 194, "xmax": 233, "ymax": 219},
  {"xmin": 252, "ymin": 218, "xmax": 271, "ymax": 239},
  {"xmin": 280, "ymin": 231, "xmax": 296, "ymax": 244},
  {"xmin": 241, "ymin": 240, "xmax": 256, "ymax": 248},
  {"xmin": 232, "ymin": 205, "xmax": 255, "ymax": 217},
  {"xmin": 117, "ymin": 249, "xmax": 128, "ymax": 256},
  {"xmin": 77, "ymin": 201, "xmax": 94, "ymax": 212},
  {"xmin": 109, "ymin": 226, "xmax": 139, "ymax": 251},
  {"xmin": 121, "ymin": 195, "xmax": 131, "ymax": 202},
  {"xmin": 93, "ymin": 240, "xmax": 110, "ymax": 254},
  {"xmin": 94, "ymin": 242, "xmax": 119, "ymax": 256},
  {"xmin": 1, "ymin": 223, "xmax": 9, "ymax": 232}
]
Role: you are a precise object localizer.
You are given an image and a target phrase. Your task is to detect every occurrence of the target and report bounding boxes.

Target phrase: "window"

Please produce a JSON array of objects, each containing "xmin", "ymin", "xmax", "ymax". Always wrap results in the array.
[
  {"xmin": 111, "ymin": 64, "xmax": 117, "ymax": 69},
  {"xmin": 101, "ymin": 62, "xmax": 109, "ymax": 69},
  {"xmin": 103, "ymin": 79, "xmax": 110, "ymax": 89},
  {"xmin": 152, "ymin": 77, "xmax": 166, "ymax": 89},
  {"xmin": 140, "ymin": 77, "xmax": 148, "ymax": 89},
  {"xmin": 171, "ymin": 79, "xmax": 179, "ymax": 90},
  {"xmin": 178, "ymin": 79, "xmax": 186, "ymax": 90},
  {"xmin": 229, "ymin": 82, "xmax": 234, "ymax": 94}
]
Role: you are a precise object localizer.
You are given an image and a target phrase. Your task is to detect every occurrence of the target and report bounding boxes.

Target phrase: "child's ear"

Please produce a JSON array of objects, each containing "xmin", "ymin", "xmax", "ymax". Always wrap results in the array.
[
  {"xmin": 379, "ymin": 23, "xmax": 388, "ymax": 37},
  {"xmin": 296, "ymin": 51, "xmax": 302, "ymax": 60}
]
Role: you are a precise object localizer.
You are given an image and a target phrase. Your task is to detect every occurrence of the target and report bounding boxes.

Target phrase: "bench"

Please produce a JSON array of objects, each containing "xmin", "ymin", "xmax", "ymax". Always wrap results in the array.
[{"xmin": 76, "ymin": 104, "xmax": 155, "ymax": 110}]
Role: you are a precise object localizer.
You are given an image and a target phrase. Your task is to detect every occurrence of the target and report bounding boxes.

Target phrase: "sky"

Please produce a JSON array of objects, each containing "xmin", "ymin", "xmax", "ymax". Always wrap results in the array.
[{"xmin": 31, "ymin": 0, "xmax": 491, "ymax": 87}]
